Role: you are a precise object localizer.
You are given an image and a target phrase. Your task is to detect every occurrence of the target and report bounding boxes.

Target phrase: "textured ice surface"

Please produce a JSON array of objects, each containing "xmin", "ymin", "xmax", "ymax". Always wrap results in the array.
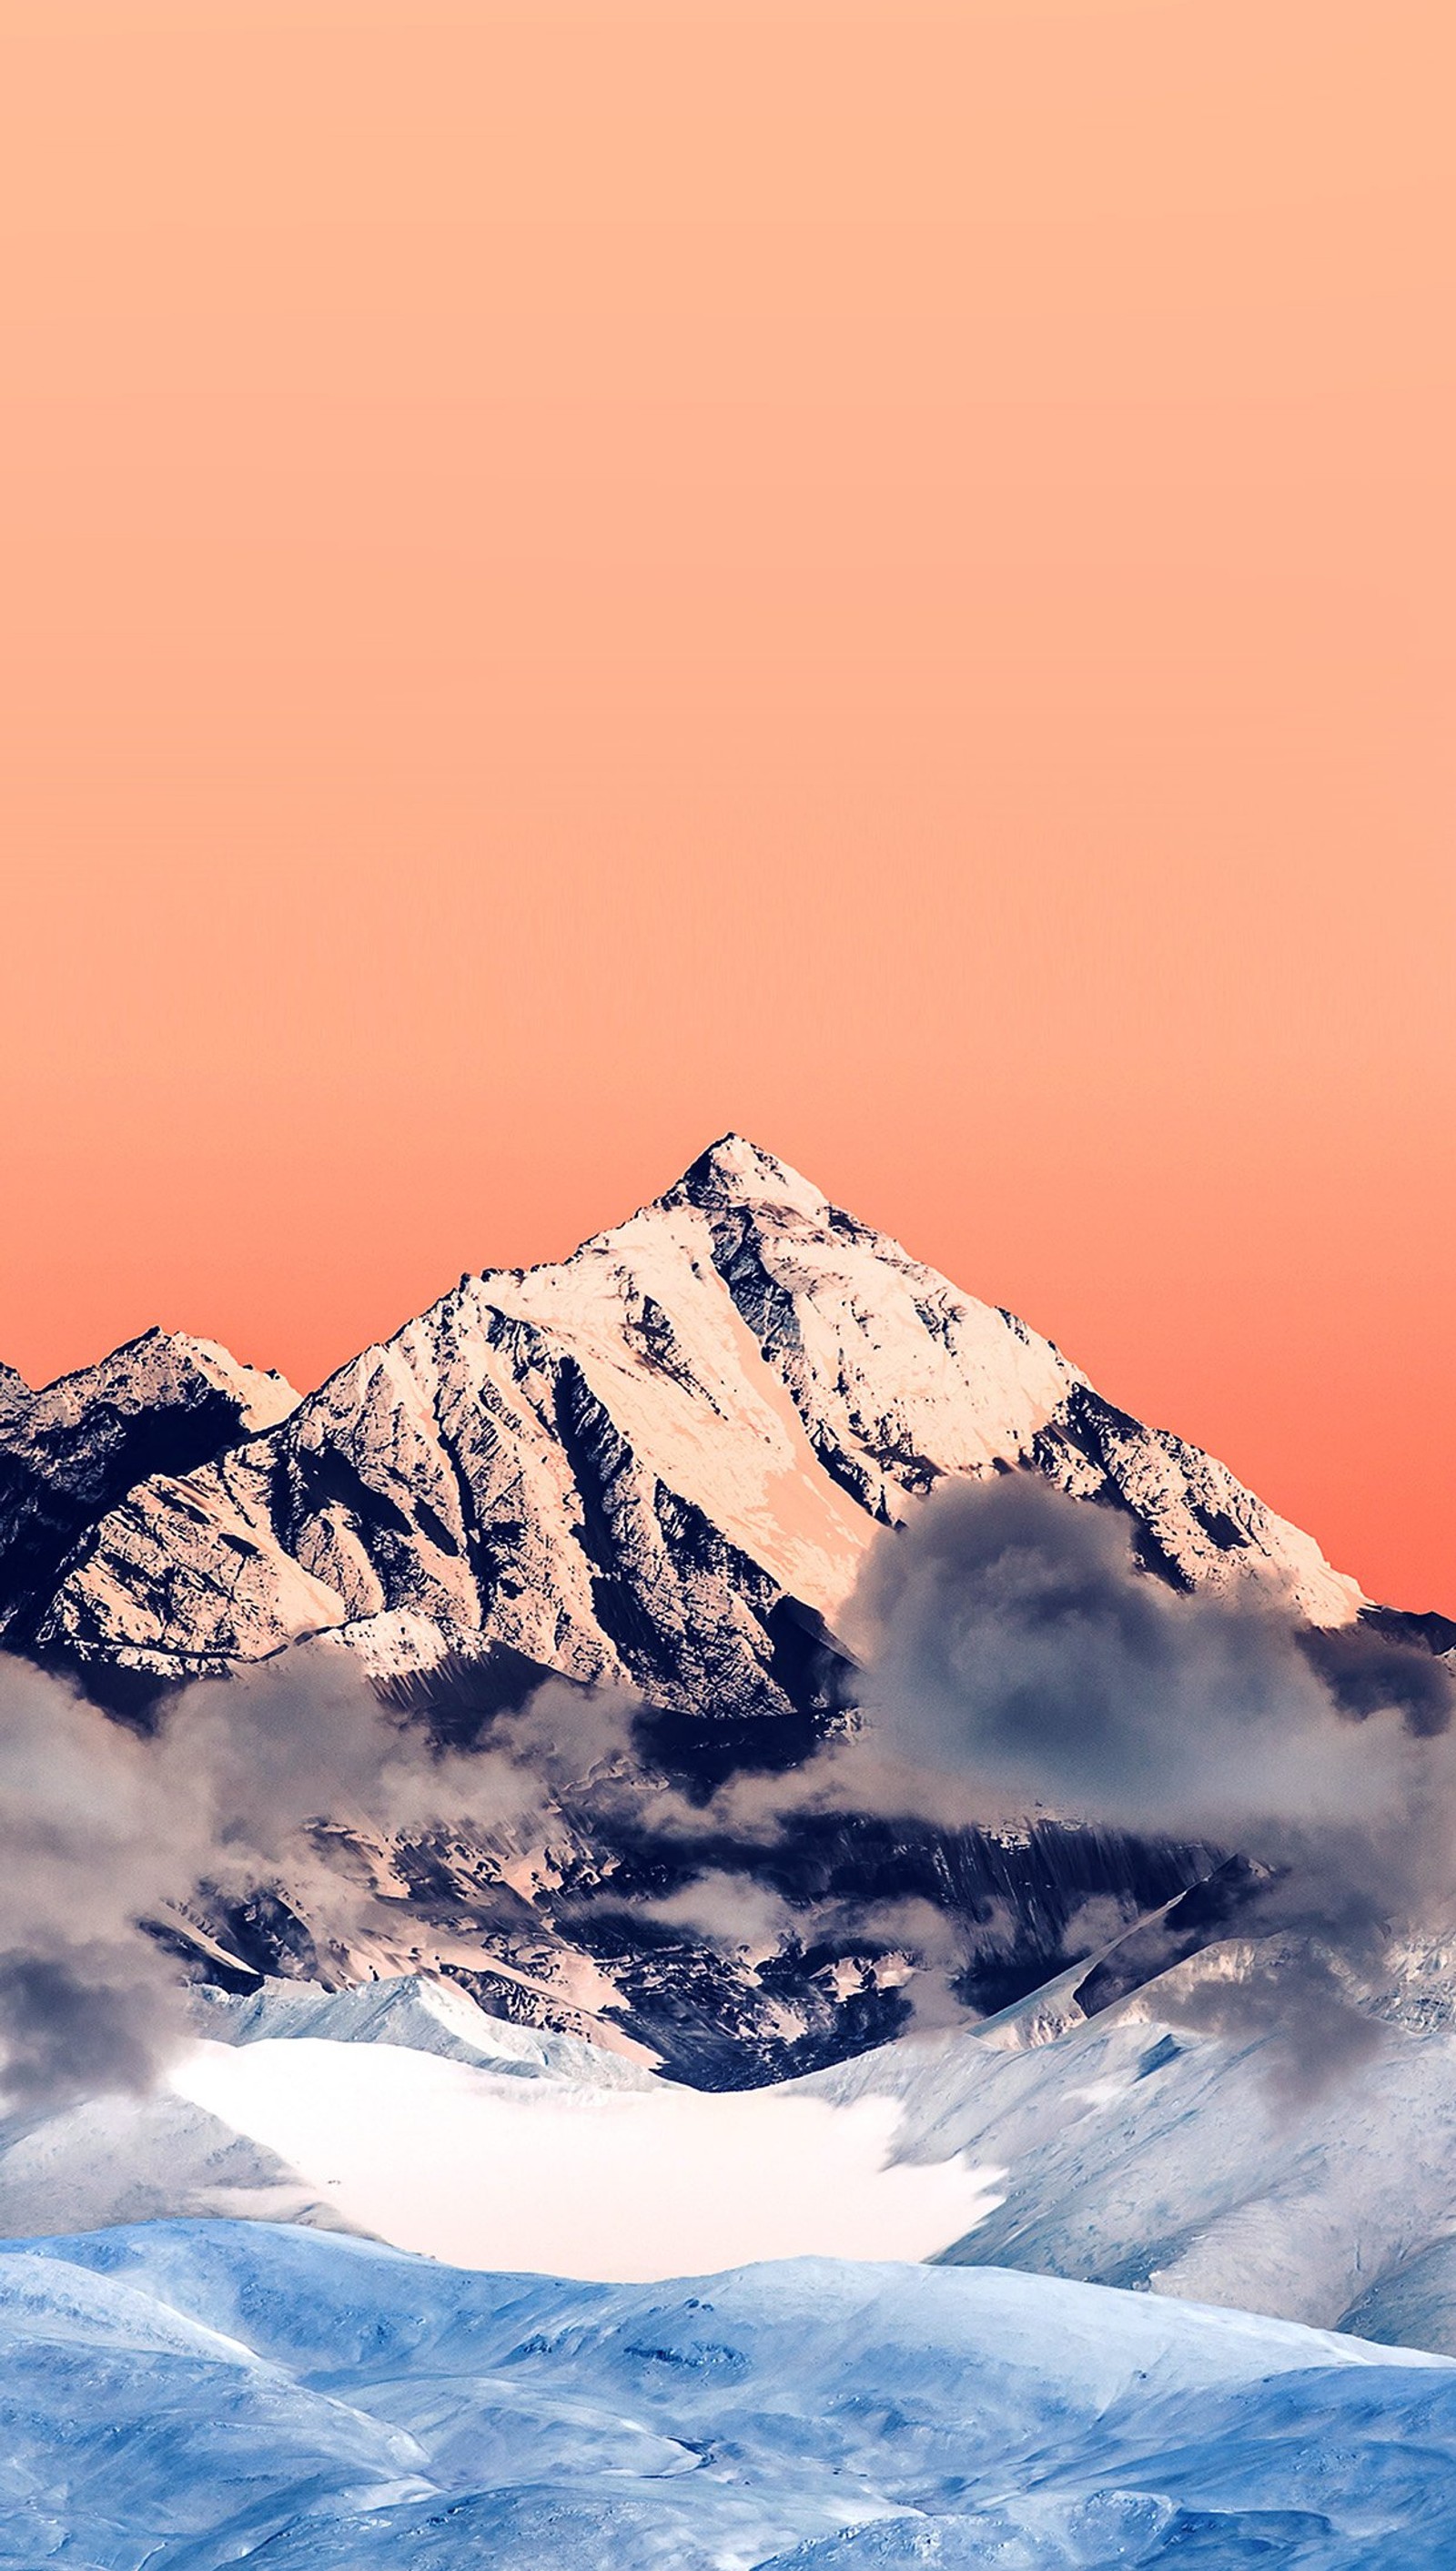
[{"xmin": 4, "ymin": 2221, "xmax": 1452, "ymax": 2569}]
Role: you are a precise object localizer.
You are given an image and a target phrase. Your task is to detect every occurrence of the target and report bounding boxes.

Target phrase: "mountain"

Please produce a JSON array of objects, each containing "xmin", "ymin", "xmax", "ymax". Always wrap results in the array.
[
  {"xmin": 5, "ymin": 1136, "xmax": 1431, "ymax": 2085},
  {"xmin": 804, "ymin": 1964, "xmax": 1456, "ymax": 2353},
  {"xmin": 0, "ymin": 1330, "xmax": 298, "ymax": 1654},
  {"xmin": 16, "ymin": 1136, "xmax": 1363, "ymax": 1696},
  {"xmin": 0, "ymin": 2217, "xmax": 1448, "ymax": 2568}
]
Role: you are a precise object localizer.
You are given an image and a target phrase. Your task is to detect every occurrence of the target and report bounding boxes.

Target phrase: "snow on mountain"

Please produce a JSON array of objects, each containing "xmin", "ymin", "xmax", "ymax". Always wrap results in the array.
[
  {"xmin": 2, "ymin": 1944, "xmax": 1451, "ymax": 2367},
  {"xmin": 0, "ymin": 2218, "xmax": 1449, "ymax": 2568},
  {"xmin": 0, "ymin": 1975, "xmax": 657, "ymax": 2250},
  {"xmin": 166, "ymin": 1981, "xmax": 1456, "ymax": 2353},
  {"xmin": 189, "ymin": 1968, "xmax": 660, "ymax": 2081},
  {"xmin": 25, "ymin": 1135, "xmax": 1362, "ymax": 1690},
  {"xmin": 0, "ymin": 2082, "xmax": 357, "ymax": 2242},
  {"xmin": 0, "ymin": 1328, "xmax": 298, "ymax": 1650},
  {"xmin": 5, "ymin": 1959, "xmax": 1456, "ymax": 2361},
  {"xmin": 0, "ymin": 1972, "xmax": 988, "ymax": 2274},
  {"xmin": 800, "ymin": 1973, "xmax": 1456, "ymax": 2352}
]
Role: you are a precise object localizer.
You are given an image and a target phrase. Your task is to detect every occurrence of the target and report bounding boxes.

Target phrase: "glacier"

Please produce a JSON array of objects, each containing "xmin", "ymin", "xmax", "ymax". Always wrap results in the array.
[{"xmin": 2, "ymin": 2217, "xmax": 1451, "ymax": 2569}]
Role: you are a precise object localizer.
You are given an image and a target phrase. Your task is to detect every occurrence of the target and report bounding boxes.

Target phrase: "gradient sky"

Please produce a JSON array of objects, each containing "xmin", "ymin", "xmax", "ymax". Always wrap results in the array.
[{"xmin": 2, "ymin": 0, "xmax": 1452, "ymax": 1611}]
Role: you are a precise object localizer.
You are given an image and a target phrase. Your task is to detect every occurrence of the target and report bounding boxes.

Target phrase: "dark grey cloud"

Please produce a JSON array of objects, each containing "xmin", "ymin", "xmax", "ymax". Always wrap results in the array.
[
  {"xmin": 840, "ymin": 1471, "xmax": 1456, "ymax": 2090},
  {"xmin": 0, "ymin": 1951, "xmax": 179, "ymax": 2110}
]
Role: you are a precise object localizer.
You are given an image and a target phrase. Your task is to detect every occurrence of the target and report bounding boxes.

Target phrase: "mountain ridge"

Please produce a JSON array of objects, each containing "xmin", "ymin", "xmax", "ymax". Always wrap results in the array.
[
  {"xmin": 0, "ymin": 1328, "xmax": 298, "ymax": 1654},
  {"xmin": 3, "ymin": 1135, "xmax": 1370, "ymax": 1695}
]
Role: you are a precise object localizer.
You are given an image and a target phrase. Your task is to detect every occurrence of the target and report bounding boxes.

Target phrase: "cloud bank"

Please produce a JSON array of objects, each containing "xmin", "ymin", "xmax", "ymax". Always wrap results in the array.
[
  {"xmin": 2, "ymin": 1471, "xmax": 1451, "ymax": 2108},
  {"xmin": 0, "ymin": 1652, "xmax": 635, "ymax": 2107},
  {"xmin": 842, "ymin": 1473, "xmax": 1456, "ymax": 2088}
]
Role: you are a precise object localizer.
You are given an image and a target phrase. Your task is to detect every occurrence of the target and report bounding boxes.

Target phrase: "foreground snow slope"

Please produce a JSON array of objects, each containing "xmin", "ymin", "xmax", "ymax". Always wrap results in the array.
[
  {"xmin": 5, "ymin": 2220, "xmax": 1451, "ymax": 2569},
  {"xmin": 34, "ymin": 1136, "xmax": 1362, "ymax": 1685}
]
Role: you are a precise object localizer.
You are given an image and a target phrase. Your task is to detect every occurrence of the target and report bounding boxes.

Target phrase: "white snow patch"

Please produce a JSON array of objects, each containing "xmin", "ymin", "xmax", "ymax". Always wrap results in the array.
[{"xmin": 169, "ymin": 2037, "xmax": 1001, "ymax": 2278}]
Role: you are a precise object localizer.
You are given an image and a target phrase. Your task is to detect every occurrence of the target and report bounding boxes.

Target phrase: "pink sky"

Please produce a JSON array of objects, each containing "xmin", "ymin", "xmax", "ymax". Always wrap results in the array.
[{"xmin": 1, "ymin": 1, "xmax": 1452, "ymax": 1609}]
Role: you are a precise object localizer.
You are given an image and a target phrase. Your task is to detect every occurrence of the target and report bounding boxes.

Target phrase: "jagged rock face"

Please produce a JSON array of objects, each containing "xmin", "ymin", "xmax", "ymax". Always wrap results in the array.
[
  {"xmin": 0, "ymin": 1331, "xmax": 298, "ymax": 1650},
  {"xmin": 25, "ymin": 1136, "xmax": 1360, "ymax": 1697}
]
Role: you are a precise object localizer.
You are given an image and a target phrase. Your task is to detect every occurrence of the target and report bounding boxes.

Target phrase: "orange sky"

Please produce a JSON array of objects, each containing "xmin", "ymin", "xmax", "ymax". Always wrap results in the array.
[{"xmin": 2, "ymin": 0, "xmax": 1452, "ymax": 1611}]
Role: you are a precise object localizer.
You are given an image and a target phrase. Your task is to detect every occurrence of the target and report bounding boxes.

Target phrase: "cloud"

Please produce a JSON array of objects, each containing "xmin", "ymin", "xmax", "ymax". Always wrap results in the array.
[
  {"xmin": 844, "ymin": 1473, "xmax": 1434, "ymax": 1836},
  {"xmin": 0, "ymin": 1648, "xmax": 641, "ymax": 2110},
  {"xmin": 4, "ymin": 1469, "xmax": 1451, "ymax": 2110},
  {"xmin": 1153, "ymin": 1944, "xmax": 1388, "ymax": 2108},
  {"xmin": 617, "ymin": 1871, "xmax": 801, "ymax": 1959},
  {"xmin": 839, "ymin": 1472, "xmax": 1456, "ymax": 2090}
]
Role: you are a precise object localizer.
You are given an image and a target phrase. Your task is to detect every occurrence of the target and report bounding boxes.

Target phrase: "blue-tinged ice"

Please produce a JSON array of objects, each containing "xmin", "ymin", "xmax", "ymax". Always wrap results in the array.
[{"xmin": 2, "ymin": 2219, "xmax": 1452, "ymax": 2566}]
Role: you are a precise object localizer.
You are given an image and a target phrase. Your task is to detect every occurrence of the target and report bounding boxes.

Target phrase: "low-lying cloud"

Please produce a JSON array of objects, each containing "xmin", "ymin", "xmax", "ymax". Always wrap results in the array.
[
  {"xmin": 3, "ymin": 1469, "xmax": 1451, "ymax": 2110},
  {"xmin": 0, "ymin": 1650, "xmax": 637, "ymax": 2108},
  {"xmin": 840, "ymin": 1473, "xmax": 1456, "ymax": 2090}
]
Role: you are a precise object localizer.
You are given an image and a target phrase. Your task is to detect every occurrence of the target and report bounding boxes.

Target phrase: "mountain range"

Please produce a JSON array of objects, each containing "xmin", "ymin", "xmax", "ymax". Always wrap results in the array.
[
  {"xmin": 5, "ymin": 1141, "xmax": 1456, "ymax": 2563},
  {"xmin": 2, "ymin": 1138, "xmax": 1446, "ymax": 2081},
  {"xmin": 0, "ymin": 1135, "xmax": 1378, "ymax": 1690},
  {"xmin": 5, "ymin": 2213, "xmax": 1448, "ymax": 2568}
]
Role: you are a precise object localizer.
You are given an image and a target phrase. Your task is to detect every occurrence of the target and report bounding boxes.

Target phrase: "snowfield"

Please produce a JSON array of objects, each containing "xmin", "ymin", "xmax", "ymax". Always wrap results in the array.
[
  {"xmin": 160, "ymin": 1983, "xmax": 1456, "ymax": 2348},
  {"xmin": 170, "ymin": 2033, "xmax": 999, "ymax": 2275},
  {"xmin": 3, "ymin": 2219, "xmax": 1451, "ymax": 2569},
  {"xmin": 7, "ymin": 1969, "xmax": 1456, "ymax": 2364}
]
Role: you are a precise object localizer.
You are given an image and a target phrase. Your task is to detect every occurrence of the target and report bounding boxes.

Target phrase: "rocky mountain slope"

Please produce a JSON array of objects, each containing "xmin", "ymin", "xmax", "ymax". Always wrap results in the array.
[
  {"xmin": 4, "ymin": 1138, "xmax": 1435, "ymax": 2085},
  {"xmin": 11, "ymin": 1137, "xmax": 1363, "ymax": 1700},
  {"xmin": 0, "ymin": 1331, "xmax": 297, "ymax": 1654}
]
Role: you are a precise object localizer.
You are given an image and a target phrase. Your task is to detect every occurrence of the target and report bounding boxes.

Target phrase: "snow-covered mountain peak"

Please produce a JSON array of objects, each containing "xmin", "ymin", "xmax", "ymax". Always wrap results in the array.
[
  {"xmin": 22, "ymin": 1325, "xmax": 298, "ymax": 1436},
  {"xmin": 10, "ymin": 1326, "xmax": 297, "ymax": 1450},
  {"xmin": 670, "ymin": 1131, "xmax": 831, "ymax": 1222},
  {"xmin": 157, "ymin": 1331, "xmax": 300, "ymax": 1433},
  {"xmin": 20, "ymin": 1145, "xmax": 1372, "ymax": 1684},
  {"xmin": 0, "ymin": 1328, "xmax": 301, "ymax": 1649}
]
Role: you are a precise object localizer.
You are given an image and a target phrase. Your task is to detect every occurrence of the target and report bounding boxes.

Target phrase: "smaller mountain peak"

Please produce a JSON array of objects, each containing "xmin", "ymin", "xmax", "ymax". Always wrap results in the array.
[
  {"xmin": 26, "ymin": 1328, "xmax": 298, "ymax": 1432},
  {"xmin": 672, "ymin": 1133, "xmax": 828, "ymax": 1218},
  {"xmin": 0, "ymin": 1361, "xmax": 31, "ymax": 1432}
]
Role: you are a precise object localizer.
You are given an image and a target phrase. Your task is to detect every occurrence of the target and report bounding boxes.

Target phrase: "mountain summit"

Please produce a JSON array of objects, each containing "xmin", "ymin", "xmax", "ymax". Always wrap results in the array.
[
  {"xmin": 5, "ymin": 1139, "xmax": 1361, "ymax": 1698},
  {"xmin": 0, "ymin": 1330, "xmax": 298, "ymax": 1652}
]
